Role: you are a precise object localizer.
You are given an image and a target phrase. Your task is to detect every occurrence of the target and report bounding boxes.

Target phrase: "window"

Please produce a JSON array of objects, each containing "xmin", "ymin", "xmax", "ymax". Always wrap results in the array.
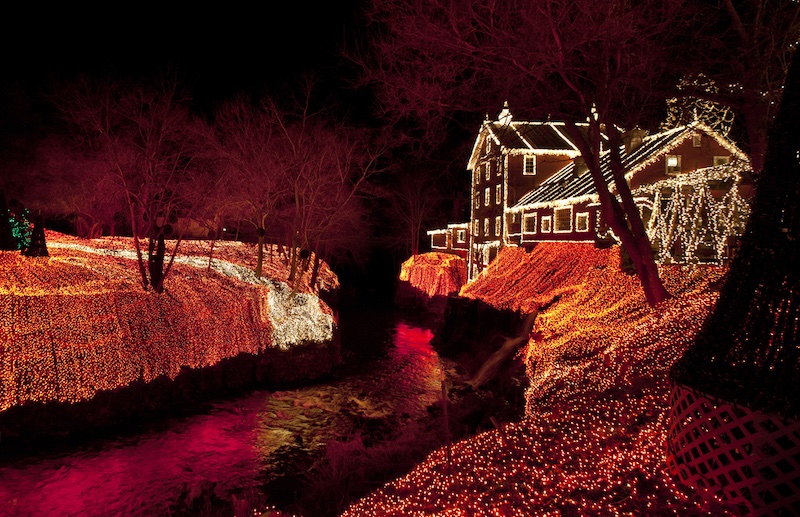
[
  {"xmin": 666, "ymin": 154, "xmax": 682, "ymax": 175},
  {"xmin": 523, "ymin": 213, "xmax": 537, "ymax": 233},
  {"xmin": 483, "ymin": 218, "xmax": 489, "ymax": 236},
  {"xmin": 512, "ymin": 212, "xmax": 519, "ymax": 223},
  {"xmin": 554, "ymin": 206, "xmax": 572, "ymax": 232},
  {"xmin": 495, "ymin": 184, "xmax": 501, "ymax": 205},
  {"xmin": 484, "ymin": 188, "xmax": 490, "ymax": 206},
  {"xmin": 473, "ymin": 220, "xmax": 479, "ymax": 236},
  {"xmin": 495, "ymin": 216, "xmax": 501, "ymax": 236},
  {"xmin": 524, "ymin": 155, "xmax": 536, "ymax": 175},
  {"xmin": 713, "ymin": 155, "xmax": 731, "ymax": 166},
  {"xmin": 474, "ymin": 190, "xmax": 480, "ymax": 207},
  {"xmin": 541, "ymin": 216, "xmax": 552, "ymax": 233},
  {"xmin": 485, "ymin": 163, "xmax": 491, "ymax": 181},
  {"xmin": 456, "ymin": 229, "xmax": 466, "ymax": 243},
  {"xmin": 692, "ymin": 134, "xmax": 702, "ymax": 147},
  {"xmin": 576, "ymin": 212, "xmax": 590, "ymax": 232}
]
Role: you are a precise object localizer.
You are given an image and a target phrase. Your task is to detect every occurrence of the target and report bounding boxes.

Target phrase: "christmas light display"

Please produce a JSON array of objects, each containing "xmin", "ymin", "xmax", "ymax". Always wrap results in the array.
[
  {"xmin": 399, "ymin": 253, "xmax": 467, "ymax": 298},
  {"xmin": 634, "ymin": 163, "xmax": 751, "ymax": 264},
  {"xmin": 342, "ymin": 244, "xmax": 736, "ymax": 515},
  {"xmin": 0, "ymin": 231, "xmax": 337, "ymax": 412}
]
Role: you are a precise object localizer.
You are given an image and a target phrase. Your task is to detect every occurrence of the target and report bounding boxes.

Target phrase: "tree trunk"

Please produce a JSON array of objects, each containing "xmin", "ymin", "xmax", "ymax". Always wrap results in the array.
[
  {"xmin": 255, "ymin": 227, "xmax": 266, "ymax": 277},
  {"xmin": 148, "ymin": 231, "xmax": 166, "ymax": 293},
  {"xmin": 288, "ymin": 235, "xmax": 298, "ymax": 284},
  {"xmin": 467, "ymin": 296, "xmax": 559, "ymax": 389},
  {"xmin": 310, "ymin": 246, "xmax": 322, "ymax": 291},
  {"xmin": 564, "ymin": 120, "xmax": 670, "ymax": 307}
]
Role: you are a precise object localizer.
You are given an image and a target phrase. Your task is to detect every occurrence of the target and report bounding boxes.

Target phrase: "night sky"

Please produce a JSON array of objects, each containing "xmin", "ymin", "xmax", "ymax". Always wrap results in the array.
[{"xmin": 2, "ymin": 3, "xmax": 363, "ymax": 112}]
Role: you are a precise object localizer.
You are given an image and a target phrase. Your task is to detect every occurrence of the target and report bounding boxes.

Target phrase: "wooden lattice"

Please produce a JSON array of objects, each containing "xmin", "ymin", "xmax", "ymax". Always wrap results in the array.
[{"xmin": 666, "ymin": 383, "xmax": 800, "ymax": 515}]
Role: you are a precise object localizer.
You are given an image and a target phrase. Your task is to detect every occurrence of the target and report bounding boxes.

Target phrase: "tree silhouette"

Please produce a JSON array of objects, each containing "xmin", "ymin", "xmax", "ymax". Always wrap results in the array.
[
  {"xmin": 683, "ymin": 0, "xmax": 800, "ymax": 175},
  {"xmin": 53, "ymin": 75, "xmax": 219, "ymax": 293},
  {"xmin": 672, "ymin": 51, "xmax": 800, "ymax": 417}
]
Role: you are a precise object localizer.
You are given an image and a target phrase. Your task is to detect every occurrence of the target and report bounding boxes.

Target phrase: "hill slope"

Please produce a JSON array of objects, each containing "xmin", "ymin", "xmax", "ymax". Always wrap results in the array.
[
  {"xmin": 342, "ymin": 243, "xmax": 736, "ymax": 515},
  {"xmin": 1, "ymin": 231, "xmax": 338, "ymax": 412}
]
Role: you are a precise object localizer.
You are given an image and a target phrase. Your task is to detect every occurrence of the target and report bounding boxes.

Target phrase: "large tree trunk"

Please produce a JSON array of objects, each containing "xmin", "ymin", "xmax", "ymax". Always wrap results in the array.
[
  {"xmin": 671, "ymin": 51, "xmax": 800, "ymax": 417},
  {"xmin": 565, "ymin": 120, "xmax": 670, "ymax": 307}
]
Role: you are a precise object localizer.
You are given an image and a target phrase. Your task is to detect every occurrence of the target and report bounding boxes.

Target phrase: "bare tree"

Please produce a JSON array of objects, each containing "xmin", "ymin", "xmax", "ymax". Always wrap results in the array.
[
  {"xmin": 53, "ymin": 75, "xmax": 218, "ymax": 293},
  {"xmin": 683, "ymin": 0, "xmax": 800, "ymax": 175},
  {"xmin": 214, "ymin": 96, "xmax": 291, "ymax": 277},
  {"xmin": 384, "ymin": 164, "xmax": 446, "ymax": 256},
  {"xmin": 273, "ymin": 107, "xmax": 385, "ymax": 289},
  {"xmin": 24, "ymin": 136, "xmax": 125, "ymax": 238},
  {"xmin": 356, "ymin": 0, "xmax": 687, "ymax": 304}
]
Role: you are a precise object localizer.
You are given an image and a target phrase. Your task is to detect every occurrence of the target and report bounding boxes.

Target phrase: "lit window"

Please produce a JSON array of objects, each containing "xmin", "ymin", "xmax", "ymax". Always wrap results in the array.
[
  {"xmin": 456, "ymin": 229, "xmax": 466, "ymax": 243},
  {"xmin": 541, "ymin": 215, "xmax": 552, "ymax": 233},
  {"xmin": 473, "ymin": 220, "xmax": 479, "ymax": 236},
  {"xmin": 474, "ymin": 191, "xmax": 480, "ymax": 207},
  {"xmin": 495, "ymin": 216, "xmax": 501, "ymax": 236},
  {"xmin": 576, "ymin": 212, "xmax": 590, "ymax": 232},
  {"xmin": 666, "ymin": 154, "xmax": 682, "ymax": 175},
  {"xmin": 483, "ymin": 218, "xmax": 489, "ymax": 236},
  {"xmin": 484, "ymin": 188, "xmax": 490, "ymax": 206},
  {"xmin": 713, "ymin": 155, "xmax": 730, "ymax": 166},
  {"xmin": 692, "ymin": 134, "xmax": 702, "ymax": 147},
  {"xmin": 495, "ymin": 184, "xmax": 501, "ymax": 204},
  {"xmin": 524, "ymin": 155, "xmax": 536, "ymax": 175},
  {"xmin": 485, "ymin": 163, "xmax": 491, "ymax": 180},
  {"xmin": 523, "ymin": 213, "xmax": 537, "ymax": 233},
  {"xmin": 554, "ymin": 206, "xmax": 572, "ymax": 232}
]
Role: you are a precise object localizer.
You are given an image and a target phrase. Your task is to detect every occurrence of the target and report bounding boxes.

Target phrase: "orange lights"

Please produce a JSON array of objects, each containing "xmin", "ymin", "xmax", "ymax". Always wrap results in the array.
[
  {"xmin": 0, "ymin": 231, "xmax": 337, "ymax": 412},
  {"xmin": 342, "ymin": 244, "xmax": 735, "ymax": 515},
  {"xmin": 399, "ymin": 252, "xmax": 467, "ymax": 298}
]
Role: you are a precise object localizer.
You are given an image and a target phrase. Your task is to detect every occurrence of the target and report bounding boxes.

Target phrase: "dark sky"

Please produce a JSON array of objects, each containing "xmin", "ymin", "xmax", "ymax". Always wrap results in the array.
[{"xmin": 2, "ymin": 3, "xmax": 363, "ymax": 107}]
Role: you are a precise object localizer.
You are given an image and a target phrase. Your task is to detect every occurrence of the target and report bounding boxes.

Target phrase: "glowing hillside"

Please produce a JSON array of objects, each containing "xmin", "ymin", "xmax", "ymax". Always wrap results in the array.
[
  {"xmin": 342, "ymin": 244, "xmax": 736, "ymax": 515},
  {"xmin": 0, "ymin": 231, "xmax": 338, "ymax": 412}
]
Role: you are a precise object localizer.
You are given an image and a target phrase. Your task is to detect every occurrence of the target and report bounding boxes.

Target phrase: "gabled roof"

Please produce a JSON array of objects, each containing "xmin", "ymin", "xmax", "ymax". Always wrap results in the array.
[
  {"xmin": 511, "ymin": 122, "xmax": 749, "ymax": 210},
  {"xmin": 467, "ymin": 105, "xmax": 585, "ymax": 171}
]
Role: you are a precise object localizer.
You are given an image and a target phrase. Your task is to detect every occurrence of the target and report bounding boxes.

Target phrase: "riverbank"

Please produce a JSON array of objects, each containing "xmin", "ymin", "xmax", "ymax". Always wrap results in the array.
[
  {"xmin": 339, "ymin": 244, "xmax": 738, "ymax": 515},
  {"xmin": 0, "ymin": 231, "xmax": 340, "ymax": 446}
]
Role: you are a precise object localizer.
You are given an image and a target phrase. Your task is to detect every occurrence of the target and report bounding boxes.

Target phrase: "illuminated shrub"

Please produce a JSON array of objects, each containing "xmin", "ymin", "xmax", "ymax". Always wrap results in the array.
[{"xmin": 399, "ymin": 252, "xmax": 467, "ymax": 298}]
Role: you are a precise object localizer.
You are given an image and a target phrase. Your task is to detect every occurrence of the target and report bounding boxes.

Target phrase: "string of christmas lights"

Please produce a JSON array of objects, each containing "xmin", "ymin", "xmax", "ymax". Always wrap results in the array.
[
  {"xmin": 399, "ymin": 253, "xmax": 467, "ymax": 298},
  {"xmin": 633, "ymin": 164, "xmax": 751, "ymax": 265}
]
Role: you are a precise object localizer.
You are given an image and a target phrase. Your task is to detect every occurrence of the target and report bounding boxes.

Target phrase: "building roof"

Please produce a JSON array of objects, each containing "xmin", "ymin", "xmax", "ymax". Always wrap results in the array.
[
  {"xmin": 511, "ymin": 122, "xmax": 749, "ymax": 210},
  {"xmin": 467, "ymin": 104, "xmax": 585, "ymax": 171}
]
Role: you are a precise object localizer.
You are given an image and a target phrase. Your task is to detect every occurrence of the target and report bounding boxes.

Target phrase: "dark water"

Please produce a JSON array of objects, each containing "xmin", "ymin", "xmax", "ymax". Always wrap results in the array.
[{"xmin": 0, "ymin": 314, "xmax": 446, "ymax": 517}]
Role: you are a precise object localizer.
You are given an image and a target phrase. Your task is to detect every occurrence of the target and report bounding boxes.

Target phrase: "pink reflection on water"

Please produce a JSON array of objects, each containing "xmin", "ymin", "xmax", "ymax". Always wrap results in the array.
[
  {"xmin": 0, "ymin": 320, "xmax": 443, "ymax": 516},
  {"xmin": 0, "ymin": 406, "xmax": 263, "ymax": 516}
]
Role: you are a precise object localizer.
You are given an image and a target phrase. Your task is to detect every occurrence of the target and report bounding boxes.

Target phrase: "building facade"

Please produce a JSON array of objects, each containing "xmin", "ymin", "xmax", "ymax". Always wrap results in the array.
[{"xmin": 428, "ymin": 105, "xmax": 752, "ymax": 279}]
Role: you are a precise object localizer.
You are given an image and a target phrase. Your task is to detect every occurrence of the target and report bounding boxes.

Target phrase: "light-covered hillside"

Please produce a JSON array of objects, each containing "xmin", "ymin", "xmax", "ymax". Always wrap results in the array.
[{"xmin": 0, "ymin": 231, "xmax": 338, "ymax": 412}]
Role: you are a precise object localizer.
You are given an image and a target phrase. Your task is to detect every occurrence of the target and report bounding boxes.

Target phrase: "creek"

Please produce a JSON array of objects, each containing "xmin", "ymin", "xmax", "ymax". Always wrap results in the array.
[{"xmin": 0, "ymin": 307, "xmax": 455, "ymax": 517}]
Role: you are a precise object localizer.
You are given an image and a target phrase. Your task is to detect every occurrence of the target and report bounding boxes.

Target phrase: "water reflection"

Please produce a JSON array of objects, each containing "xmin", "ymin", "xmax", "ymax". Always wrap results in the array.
[{"xmin": 0, "ymin": 318, "xmax": 441, "ymax": 516}]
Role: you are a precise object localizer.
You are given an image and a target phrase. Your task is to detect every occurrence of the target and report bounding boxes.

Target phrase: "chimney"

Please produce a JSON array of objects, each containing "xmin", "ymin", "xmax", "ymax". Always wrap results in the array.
[
  {"xmin": 573, "ymin": 156, "xmax": 589, "ymax": 176},
  {"xmin": 623, "ymin": 128, "xmax": 647, "ymax": 153},
  {"xmin": 497, "ymin": 101, "xmax": 512, "ymax": 126}
]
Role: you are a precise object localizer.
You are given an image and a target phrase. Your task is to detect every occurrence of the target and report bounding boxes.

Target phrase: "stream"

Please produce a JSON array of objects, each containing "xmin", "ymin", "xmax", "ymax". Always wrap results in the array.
[{"xmin": 0, "ymin": 309, "xmax": 453, "ymax": 517}]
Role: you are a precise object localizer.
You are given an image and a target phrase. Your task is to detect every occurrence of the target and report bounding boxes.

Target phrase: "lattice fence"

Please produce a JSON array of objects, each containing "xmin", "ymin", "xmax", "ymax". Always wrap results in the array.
[{"xmin": 666, "ymin": 383, "xmax": 800, "ymax": 515}]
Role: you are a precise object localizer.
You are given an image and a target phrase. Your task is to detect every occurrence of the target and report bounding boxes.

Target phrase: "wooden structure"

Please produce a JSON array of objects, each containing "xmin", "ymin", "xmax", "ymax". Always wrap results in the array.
[{"xmin": 428, "ymin": 104, "xmax": 753, "ymax": 278}]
